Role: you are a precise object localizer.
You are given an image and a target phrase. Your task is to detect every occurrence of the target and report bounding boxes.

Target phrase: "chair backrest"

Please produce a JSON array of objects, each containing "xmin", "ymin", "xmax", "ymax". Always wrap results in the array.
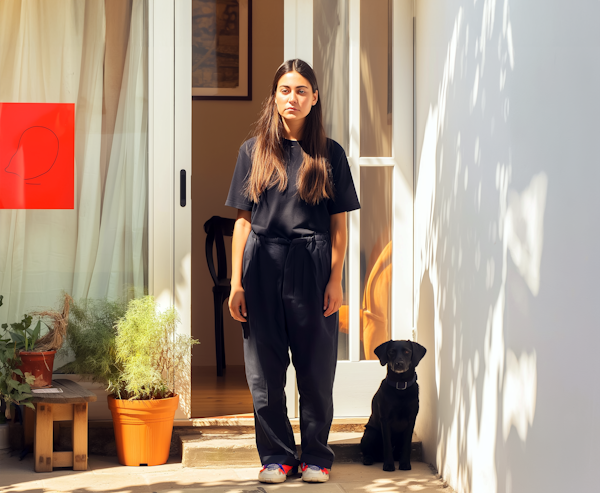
[{"xmin": 204, "ymin": 216, "xmax": 236, "ymax": 286}]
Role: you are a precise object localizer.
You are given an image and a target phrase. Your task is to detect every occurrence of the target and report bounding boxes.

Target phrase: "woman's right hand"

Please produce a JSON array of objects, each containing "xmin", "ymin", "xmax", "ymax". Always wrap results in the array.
[
  {"xmin": 228, "ymin": 284, "xmax": 248, "ymax": 322},
  {"xmin": 229, "ymin": 209, "xmax": 252, "ymax": 323}
]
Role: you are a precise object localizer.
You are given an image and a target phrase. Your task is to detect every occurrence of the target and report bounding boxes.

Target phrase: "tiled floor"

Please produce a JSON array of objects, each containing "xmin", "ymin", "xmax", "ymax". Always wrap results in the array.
[{"xmin": 0, "ymin": 451, "xmax": 451, "ymax": 493}]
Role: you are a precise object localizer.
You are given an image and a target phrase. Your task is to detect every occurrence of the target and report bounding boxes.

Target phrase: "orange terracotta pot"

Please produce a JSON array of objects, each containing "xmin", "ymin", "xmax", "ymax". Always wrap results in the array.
[
  {"xmin": 17, "ymin": 350, "xmax": 56, "ymax": 388},
  {"xmin": 107, "ymin": 394, "xmax": 179, "ymax": 466}
]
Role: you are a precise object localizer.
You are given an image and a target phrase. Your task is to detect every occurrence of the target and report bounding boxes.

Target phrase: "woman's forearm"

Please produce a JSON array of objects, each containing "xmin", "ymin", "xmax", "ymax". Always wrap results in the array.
[
  {"xmin": 231, "ymin": 209, "xmax": 252, "ymax": 288},
  {"xmin": 329, "ymin": 212, "xmax": 347, "ymax": 283}
]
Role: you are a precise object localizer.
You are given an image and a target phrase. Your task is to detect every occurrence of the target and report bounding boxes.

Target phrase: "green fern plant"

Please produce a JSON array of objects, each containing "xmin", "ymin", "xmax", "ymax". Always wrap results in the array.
[
  {"xmin": 112, "ymin": 296, "xmax": 198, "ymax": 400},
  {"xmin": 59, "ymin": 297, "xmax": 128, "ymax": 391},
  {"xmin": 61, "ymin": 296, "xmax": 198, "ymax": 401}
]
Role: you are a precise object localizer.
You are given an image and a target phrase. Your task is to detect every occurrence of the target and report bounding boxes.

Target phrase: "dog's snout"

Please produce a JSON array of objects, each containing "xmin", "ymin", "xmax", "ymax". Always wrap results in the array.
[{"xmin": 391, "ymin": 359, "xmax": 408, "ymax": 373}]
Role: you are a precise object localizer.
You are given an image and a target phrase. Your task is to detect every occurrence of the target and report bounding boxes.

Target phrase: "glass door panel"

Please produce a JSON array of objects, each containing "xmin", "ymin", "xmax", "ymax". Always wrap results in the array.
[
  {"xmin": 285, "ymin": 0, "xmax": 413, "ymax": 416},
  {"xmin": 313, "ymin": 0, "xmax": 351, "ymax": 360},
  {"xmin": 360, "ymin": 0, "xmax": 392, "ymax": 157},
  {"xmin": 313, "ymin": 0, "xmax": 349, "ymax": 151},
  {"xmin": 0, "ymin": 0, "xmax": 148, "ymax": 342},
  {"xmin": 359, "ymin": 166, "xmax": 392, "ymax": 360}
]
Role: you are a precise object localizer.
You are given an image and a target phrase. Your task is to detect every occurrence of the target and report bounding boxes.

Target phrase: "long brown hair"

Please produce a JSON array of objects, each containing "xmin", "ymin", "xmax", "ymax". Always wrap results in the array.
[{"xmin": 245, "ymin": 59, "xmax": 333, "ymax": 205}]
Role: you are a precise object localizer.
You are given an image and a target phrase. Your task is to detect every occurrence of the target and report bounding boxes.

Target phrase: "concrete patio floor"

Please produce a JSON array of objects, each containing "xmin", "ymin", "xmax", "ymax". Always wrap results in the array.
[{"xmin": 0, "ymin": 451, "xmax": 454, "ymax": 493}]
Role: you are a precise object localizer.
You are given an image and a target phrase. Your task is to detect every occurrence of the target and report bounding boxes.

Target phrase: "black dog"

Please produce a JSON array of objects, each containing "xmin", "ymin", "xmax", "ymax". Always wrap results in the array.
[{"xmin": 360, "ymin": 340, "xmax": 427, "ymax": 471}]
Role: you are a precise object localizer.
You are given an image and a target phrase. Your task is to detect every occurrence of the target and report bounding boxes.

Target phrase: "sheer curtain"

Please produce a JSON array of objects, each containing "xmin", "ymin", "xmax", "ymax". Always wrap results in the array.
[
  {"xmin": 87, "ymin": 0, "xmax": 147, "ymax": 300},
  {"xmin": 0, "ymin": 0, "xmax": 148, "ymax": 326}
]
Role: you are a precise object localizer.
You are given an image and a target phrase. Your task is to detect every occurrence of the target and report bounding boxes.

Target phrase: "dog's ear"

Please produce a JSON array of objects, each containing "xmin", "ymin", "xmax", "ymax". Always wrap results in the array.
[
  {"xmin": 374, "ymin": 341, "xmax": 391, "ymax": 366},
  {"xmin": 411, "ymin": 341, "xmax": 427, "ymax": 367}
]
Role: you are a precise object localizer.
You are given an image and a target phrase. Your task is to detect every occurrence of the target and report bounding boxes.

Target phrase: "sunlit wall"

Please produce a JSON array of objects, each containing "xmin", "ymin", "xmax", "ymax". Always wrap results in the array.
[{"xmin": 413, "ymin": 1, "xmax": 600, "ymax": 492}]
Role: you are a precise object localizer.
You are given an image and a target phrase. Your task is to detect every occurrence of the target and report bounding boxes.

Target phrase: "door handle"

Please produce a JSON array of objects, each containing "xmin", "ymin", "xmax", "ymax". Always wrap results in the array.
[{"xmin": 180, "ymin": 169, "xmax": 186, "ymax": 207}]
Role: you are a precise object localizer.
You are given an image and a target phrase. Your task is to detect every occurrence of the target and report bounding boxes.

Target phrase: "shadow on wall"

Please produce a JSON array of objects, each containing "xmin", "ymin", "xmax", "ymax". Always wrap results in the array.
[
  {"xmin": 414, "ymin": 1, "xmax": 547, "ymax": 492},
  {"xmin": 414, "ymin": 270, "xmax": 437, "ymax": 466}
]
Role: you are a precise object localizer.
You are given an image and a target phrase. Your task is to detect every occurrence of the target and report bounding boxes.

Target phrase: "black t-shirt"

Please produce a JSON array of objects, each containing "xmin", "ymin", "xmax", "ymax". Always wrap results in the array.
[{"xmin": 226, "ymin": 137, "xmax": 360, "ymax": 239}]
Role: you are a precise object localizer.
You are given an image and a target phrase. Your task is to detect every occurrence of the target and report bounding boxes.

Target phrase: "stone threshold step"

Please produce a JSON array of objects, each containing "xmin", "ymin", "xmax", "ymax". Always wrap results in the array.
[
  {"xmin": 180, "ymin": 432, "xmax": 422, "ymax": 468},
  {"xmin": 45, "ymin": 418, "xmax": 371, "ymax": 458},
  {"xmin": 184, "ymin": 417, "xmax": 369, "ymax": 434}
]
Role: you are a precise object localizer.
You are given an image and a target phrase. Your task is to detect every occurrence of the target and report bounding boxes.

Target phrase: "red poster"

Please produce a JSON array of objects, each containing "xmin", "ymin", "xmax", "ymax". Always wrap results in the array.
[{"xmin": 0, "ymin": 103, "xmax": 74, "ymax": 209}]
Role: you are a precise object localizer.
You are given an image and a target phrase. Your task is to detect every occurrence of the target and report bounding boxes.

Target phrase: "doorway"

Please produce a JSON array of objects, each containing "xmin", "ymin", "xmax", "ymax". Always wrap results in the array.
[
  {"xmin": 190, "ymin": 0, "xmax": 284, "ymax": 418},
  {"xmin": 189, "ymin": 0, "xmax": 415, "ymax": 419}
]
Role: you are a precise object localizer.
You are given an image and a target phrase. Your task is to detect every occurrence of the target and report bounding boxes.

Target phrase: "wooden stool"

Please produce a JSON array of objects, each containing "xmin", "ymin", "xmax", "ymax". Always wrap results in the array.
[{"xmin": 25, "ymin": 379, "xmax": 97, "ymax": 472}]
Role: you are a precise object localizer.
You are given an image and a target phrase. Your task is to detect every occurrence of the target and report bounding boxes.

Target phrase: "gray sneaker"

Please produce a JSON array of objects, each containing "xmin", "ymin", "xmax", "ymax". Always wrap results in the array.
[
  {"xmin": 258, "ymin": 464, "xmax": 296, "ymax": 483},
  {"xmin": 301, "ymin": 463, "xmax": 330, "ymax": 483}
]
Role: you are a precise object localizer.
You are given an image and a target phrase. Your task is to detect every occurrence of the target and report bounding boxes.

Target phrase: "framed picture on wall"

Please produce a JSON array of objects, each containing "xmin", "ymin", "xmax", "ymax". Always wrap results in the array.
[{"xmin": 192, "ymin": 0, "xmax": 252, "ymax": 100}]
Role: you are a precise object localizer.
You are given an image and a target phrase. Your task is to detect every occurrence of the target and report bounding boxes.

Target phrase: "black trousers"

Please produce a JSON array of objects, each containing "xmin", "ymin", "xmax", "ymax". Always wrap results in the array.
[{"xmin": 241, "ymin": 231, "xmax": 339, "ymax": 469}]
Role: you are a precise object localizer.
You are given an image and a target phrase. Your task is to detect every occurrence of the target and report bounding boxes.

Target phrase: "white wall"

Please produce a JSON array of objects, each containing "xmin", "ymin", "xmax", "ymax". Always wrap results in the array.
[{"xmin": 413, "ymin": 1, "xmax": 600, "ymax": 492}]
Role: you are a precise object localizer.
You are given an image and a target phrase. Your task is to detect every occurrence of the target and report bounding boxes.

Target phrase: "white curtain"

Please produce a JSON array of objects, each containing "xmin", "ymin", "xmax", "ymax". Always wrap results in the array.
[
  {"xmin": 0, "ymin": 0, "xmax": 148, "ymax": 326},
  {"xmin": 314, "ymin": 0, "xmax": 350, "ymax": 152},
  {"xmin": 87, "ymin": 0, "xmax": 147, "ymax": 300}
]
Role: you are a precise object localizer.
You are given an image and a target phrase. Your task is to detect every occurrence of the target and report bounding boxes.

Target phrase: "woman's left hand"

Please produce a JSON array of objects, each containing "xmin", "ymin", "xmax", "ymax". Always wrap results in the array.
[{"xmin": 323, "ymin": 280, "xmax": 343, "ymax": 317}]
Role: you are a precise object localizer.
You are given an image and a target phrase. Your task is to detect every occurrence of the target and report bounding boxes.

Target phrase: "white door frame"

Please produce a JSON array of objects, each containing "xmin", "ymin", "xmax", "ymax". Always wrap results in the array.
[
  {"xmin": 149, "ymin": 0, "xmax": 192, "ymax": 419},
  {"xmin": 284, "ymin": 0, "xmax": 414, "ymax": 416}
]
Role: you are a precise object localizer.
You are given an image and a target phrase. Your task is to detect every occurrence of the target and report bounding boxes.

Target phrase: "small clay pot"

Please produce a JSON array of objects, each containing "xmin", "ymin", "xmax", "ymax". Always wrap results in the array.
[{"xmin": 16, "ymin": 350, "xmax": 56, "ymax": 388}]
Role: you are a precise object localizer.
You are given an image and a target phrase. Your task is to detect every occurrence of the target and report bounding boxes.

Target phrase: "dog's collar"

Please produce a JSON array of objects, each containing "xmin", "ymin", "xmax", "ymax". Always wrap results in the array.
[{"xmin": 385, "ymin": 372, "xmax": 417, "ymax": 391}]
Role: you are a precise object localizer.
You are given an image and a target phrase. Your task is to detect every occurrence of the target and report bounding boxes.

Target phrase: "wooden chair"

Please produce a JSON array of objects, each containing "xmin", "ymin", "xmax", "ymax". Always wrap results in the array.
[{"xmin": 204, "ymin": 216, "xmax": 236, "ymax": 376}]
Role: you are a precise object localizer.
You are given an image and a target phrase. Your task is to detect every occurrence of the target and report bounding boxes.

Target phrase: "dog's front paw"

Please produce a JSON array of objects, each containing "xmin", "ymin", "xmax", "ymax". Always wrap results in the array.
[
  {"xmin": 398, "ymin": 461, "xmax": 412, "ymax": 471},
  {"xmin": 383, "ymin": 462, "xmax": 395, "ymax": 472},
  {"xmin": 362, "ymin": 456, "xmax": 374, "ymax": 466}
]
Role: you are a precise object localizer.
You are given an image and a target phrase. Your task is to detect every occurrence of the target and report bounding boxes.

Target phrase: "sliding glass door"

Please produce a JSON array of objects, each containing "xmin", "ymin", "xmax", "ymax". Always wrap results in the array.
[
  {"xmin": 0, "ymin": 0, "xmax": 149, "ymax": 319},
  {"xmin": 0, "ymin": 0, "xmax": 192, "ymax": 417},
  {"xmin": 284, "ymin": 0, "xmax": 414, "ymax": 416}
]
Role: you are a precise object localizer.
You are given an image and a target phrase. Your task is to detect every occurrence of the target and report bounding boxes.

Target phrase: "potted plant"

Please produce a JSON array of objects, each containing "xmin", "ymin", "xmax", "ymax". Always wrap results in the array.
[
  {"xmin": 64, "ymin": 295, "xmax": 198, "ymax": 466},
  {"xmin": 4, "ymin": 314, "xmax": 53, "ymax": 389},
  {"xmin": 0, "ymin": 295, "xmax": 35, "ymax": 420},
  {"xmin": 0, "ymin": 294, "xmax": 71, "ymax": 389}
]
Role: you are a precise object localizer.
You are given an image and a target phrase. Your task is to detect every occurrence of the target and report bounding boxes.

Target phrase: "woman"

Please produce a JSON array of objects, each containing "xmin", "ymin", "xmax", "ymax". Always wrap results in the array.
[{"xmin": 226, "ymin": 59, "xmax": 360, "ymax": 484}]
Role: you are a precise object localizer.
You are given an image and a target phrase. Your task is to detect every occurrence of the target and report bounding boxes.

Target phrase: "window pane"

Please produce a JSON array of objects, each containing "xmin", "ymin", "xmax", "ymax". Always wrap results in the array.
[
  {"xmin": 314, "ymin": 0, "xmax": 349, "ymax": 152},
  {"xmin": 360, "ymin": 0, "xmax": 392, "ymax": 157},
  {"xmin": 360, "ymin": 167, "xmax": 392, "ymax": 360},
  {"xmin": 314, "ymin": 1, "xmax": 351, "ymax": 360},
  {"xmin": 0, "ymin": 1, "xmax": 148, "ymax": 341}
]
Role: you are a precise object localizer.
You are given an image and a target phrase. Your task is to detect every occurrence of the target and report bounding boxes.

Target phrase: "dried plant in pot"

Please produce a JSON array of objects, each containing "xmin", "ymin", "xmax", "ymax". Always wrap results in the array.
[
  {"xmin": 16, "ymin": 293, "xmax": 72, "ymax": 389},
  {"xmin": 0, "ymin": 294, "xmax": 71, "ymax": 419}
]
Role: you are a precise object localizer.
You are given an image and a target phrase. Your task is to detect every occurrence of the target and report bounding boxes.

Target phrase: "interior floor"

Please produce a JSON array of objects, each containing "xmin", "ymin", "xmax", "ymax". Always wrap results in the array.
[{"xmin": 191, "ymin": 365, "xmax": 254, "ymax": 418}]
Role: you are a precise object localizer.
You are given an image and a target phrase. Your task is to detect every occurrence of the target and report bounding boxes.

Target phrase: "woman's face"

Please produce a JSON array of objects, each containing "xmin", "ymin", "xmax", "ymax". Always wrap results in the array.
[{"xmin": 275, "ymin": 71, "xmax": 318, "ymax": 129}]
